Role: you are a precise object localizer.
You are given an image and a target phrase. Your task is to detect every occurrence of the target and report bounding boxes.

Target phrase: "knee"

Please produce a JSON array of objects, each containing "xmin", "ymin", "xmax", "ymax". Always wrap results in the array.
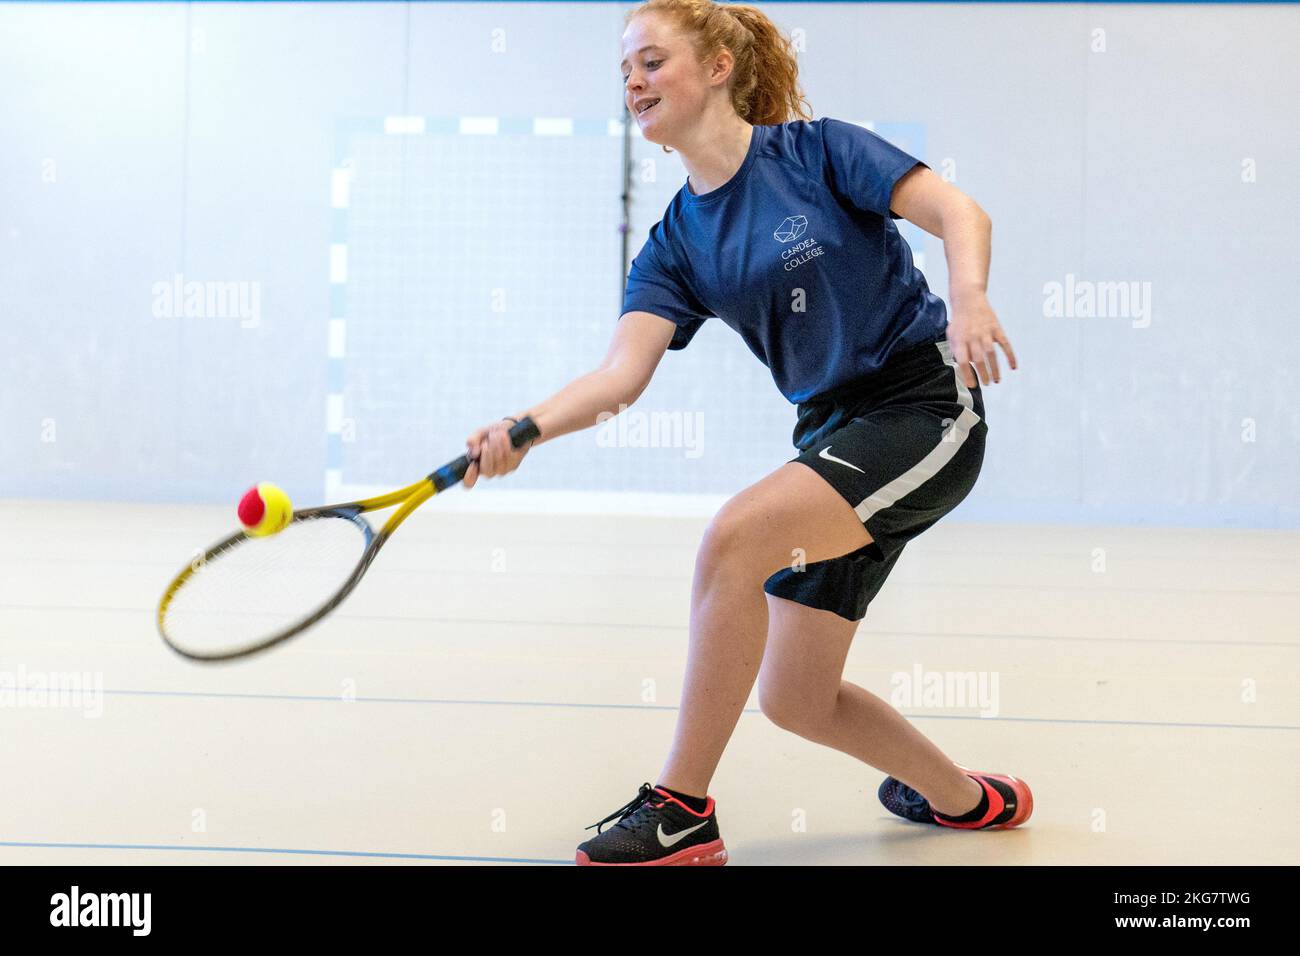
[
  {"xmin": 696, "ymin": 503, "xmax": 775, "ymax": 580},
  {"xmin": 757, "ymin": 676, "xmax": 828, "ymax": 737},
  {"xmin": 757, "ymin": 684, "xmax": 798, "ymax": 731}
]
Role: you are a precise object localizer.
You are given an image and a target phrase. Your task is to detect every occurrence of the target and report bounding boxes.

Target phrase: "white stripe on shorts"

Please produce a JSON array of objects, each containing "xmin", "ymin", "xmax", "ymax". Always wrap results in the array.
[{"xmin": 852, "ymin": 339, "xmax": 981, "ymax": 524}]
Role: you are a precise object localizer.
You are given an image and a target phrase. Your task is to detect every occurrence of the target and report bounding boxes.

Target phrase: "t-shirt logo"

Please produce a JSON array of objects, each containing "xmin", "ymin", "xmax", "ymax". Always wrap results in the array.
[
  {"xmin": 773, "ymin": 215, "xmax": 808, "ymax": 242},
  {"xmin": 775, "ymin": 214, "xmax": 825, "ymax": 273}
]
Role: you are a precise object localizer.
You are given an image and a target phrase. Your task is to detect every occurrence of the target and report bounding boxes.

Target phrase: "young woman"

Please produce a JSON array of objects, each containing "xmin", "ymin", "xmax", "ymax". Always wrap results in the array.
[{"xmin": 464, "ymin": 0, "xmax": 1025, "ymax": 866}]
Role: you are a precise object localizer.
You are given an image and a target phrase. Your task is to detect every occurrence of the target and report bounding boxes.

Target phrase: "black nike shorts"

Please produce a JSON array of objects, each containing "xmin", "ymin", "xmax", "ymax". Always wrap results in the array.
[{"xmin": 763, "ymin": 336, "xmax": 988, "ymax": 622}]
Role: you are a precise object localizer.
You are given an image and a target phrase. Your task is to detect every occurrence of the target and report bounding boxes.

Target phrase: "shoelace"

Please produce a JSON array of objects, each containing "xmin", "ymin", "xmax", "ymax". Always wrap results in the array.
[{"xmin": 585, "ymin": 782, "xmax": 658, "ymax": 834}]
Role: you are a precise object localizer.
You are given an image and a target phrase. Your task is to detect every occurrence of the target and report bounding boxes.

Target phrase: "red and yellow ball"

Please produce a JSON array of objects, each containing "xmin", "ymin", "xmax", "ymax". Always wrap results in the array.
[{"xmin": 237, "ymin": 482, "xmax": 294, "ymax": 537}]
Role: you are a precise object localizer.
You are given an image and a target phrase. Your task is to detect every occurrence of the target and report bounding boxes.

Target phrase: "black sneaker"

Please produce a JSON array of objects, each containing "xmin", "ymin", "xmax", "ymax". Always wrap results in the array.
[{"xmin": 575, "ymin": 782, "xmax": 728, "ymax": 866}]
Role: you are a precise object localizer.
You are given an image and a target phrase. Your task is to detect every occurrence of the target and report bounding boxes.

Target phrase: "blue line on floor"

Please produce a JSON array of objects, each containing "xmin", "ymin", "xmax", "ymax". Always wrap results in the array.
[
  {"xmin": 0, "ymin": 840, "xmax": 570, "ymax": 864},
  {"xmin": 96, "ymin": 689, "xmax": 1300, "ymax": 730}
]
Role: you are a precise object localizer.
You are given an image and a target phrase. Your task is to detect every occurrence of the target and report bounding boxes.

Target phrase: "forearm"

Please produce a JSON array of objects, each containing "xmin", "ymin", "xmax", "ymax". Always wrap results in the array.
[
  {"xmin": 510, "ymin": 365, "xmax": 644, "ymax": 447},
  {"xmin": 939, "ymin": 199, "xmax": 992, "ymax": 304}
]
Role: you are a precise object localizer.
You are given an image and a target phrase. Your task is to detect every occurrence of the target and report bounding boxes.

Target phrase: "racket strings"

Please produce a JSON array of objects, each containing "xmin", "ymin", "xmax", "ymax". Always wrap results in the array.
[{"xmin": 161, "ymin": 515, "xmax": 369, "ymax": 657}]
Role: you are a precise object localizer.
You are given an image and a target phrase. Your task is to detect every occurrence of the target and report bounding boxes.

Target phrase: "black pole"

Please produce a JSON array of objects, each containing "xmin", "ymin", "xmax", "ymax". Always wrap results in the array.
[{"xmin": 619, "ymin": 101, "xmax": 633, "ymax": 304}]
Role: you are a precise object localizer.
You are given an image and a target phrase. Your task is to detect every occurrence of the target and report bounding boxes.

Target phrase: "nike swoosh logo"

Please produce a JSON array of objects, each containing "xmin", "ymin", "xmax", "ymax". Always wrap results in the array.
[
  {"xmin": 818, "ymin": 446, "xmax": 864, "ymax": 473},
  {"xmin": 657, "ymin": 821, "xmax": 708, "ymax": 848}
]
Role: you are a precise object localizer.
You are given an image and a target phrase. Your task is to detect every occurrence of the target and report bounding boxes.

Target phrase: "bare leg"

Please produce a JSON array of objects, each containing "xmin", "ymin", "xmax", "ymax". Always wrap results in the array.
[
  {"xmin": 757, "ymin": 596, "xmax": 982, "ymax": 816},
  {"xmin": 653, "ymin": 462, "xmax": 875, "ymax": 797}
]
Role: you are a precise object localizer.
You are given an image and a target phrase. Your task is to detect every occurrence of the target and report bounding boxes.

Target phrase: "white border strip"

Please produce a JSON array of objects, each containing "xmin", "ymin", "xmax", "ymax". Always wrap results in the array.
[
  {"xmin": 459, "ymin": 116, "xmax": 500, "ymax": 135},
  {"xmin": 326, "ymin": 394, "xmax": 345, "ymax": 435},
  {"xmin": 329, "ymin": 244, "xmax": 347, "ymax": 284},
  {"xmin": 327, "ymin": 319, "xmax": 347, "ymax": 359},
  {"xmin": 384, "ymin": 115, "xmax": 426, "ymax": 135},
  {"xmin": 330, "ymin": 167, "xmax": 351, "ymax": 209},
  {"xmin": 533, "ymin": 117, "xmax": 574, "ymax": 136}
]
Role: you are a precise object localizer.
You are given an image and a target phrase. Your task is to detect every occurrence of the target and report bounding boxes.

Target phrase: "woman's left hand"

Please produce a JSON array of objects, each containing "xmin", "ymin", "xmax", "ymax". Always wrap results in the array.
[{"xmin": 945, "ymin": 291, "xmax": 1018, "ymax": 388}]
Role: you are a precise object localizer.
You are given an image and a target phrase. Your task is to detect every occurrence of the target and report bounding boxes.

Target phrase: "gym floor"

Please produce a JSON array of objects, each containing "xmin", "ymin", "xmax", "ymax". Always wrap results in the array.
[{"xmin": 2, "ymin": 499, "xmax": 1295, "ymax": 865}]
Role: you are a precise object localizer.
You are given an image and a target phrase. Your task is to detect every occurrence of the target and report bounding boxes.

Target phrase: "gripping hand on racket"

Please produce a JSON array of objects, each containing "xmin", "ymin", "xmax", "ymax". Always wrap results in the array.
[{"xmin": 464, "ymin": 418, "xmax": 535, "ymax": 488}]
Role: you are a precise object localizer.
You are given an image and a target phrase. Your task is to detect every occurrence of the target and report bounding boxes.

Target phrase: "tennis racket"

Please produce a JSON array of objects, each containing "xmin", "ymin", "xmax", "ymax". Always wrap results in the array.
[{"xmin": 157, "ymin": 416, "xmax": 540, "ymax": 662}]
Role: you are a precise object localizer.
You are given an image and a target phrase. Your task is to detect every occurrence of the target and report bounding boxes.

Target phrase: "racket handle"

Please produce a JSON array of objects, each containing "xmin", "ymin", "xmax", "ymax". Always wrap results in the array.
[{"xmin": 429, "ymin": 415, "xmax": 541, "ymax": 492}]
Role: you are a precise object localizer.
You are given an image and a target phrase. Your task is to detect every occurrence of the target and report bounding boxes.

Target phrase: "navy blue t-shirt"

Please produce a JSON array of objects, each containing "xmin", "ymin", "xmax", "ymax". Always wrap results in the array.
[{"xmin": 621, "ymin": 117, "xmax": 948, "ymax": 404}]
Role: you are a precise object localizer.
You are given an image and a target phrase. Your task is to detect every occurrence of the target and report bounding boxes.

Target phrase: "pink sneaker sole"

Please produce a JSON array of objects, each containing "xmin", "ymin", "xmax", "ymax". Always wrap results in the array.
[{"xmin": 575, "ymin": 838, "xmax": 728, "ymax": 866}]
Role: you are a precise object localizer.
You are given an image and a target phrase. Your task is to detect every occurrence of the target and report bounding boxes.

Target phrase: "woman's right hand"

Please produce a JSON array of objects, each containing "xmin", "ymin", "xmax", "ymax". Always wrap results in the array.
[{"xmin": 463, "ymin": 418, "xmax": 533, "ymax": 489}]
